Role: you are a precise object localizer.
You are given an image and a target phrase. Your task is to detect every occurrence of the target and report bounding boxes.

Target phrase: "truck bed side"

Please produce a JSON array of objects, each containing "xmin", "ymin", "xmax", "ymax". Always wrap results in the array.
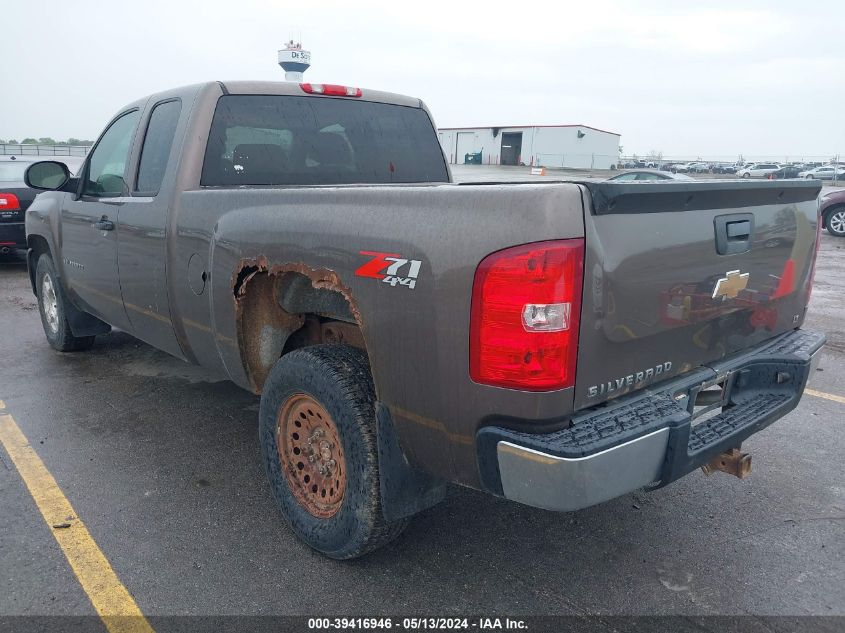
[{"xmin": 169, "ymin": 182, "xmax": 586, "ymax": 486}]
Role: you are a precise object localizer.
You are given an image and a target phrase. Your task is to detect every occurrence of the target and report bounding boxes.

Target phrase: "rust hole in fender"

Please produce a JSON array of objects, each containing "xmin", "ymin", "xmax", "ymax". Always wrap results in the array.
[{"xmin": 232, "ymin": 256, "xmax": 364, "ymax": 393}]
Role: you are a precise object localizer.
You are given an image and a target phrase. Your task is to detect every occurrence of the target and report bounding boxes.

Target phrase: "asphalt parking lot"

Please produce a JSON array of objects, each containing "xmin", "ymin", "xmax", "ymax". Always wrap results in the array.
[{"xmin": 1, "ymin": 194, "xmax": 844, "ymax": 621}]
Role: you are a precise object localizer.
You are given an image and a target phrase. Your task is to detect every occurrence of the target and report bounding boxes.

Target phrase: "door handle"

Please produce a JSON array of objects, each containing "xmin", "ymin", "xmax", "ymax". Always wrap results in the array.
[
  {"xmin": 93, "ymin": 216, "xmax": 115, "ymax": 231},
  {"xmin": 714, "ymin": 213, "xmax": 754, "ymax": 255},
  {"xmin": 726, "ymin": 220, "xmax": 751, "ymax": 239}
]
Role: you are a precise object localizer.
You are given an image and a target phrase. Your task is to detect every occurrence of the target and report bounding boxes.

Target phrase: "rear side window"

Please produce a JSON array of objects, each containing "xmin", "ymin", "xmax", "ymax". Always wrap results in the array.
[
  {"xmin": 201, "ymin": 95, "xmax": 448, "ymax": 186},
  {"xmin": 136, "ymin": 99, "xmax": 182, "ymax": 194}
]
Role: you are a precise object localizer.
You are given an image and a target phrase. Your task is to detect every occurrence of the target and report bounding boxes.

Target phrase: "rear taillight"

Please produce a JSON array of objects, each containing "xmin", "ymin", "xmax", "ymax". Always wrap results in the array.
[
  {"xmin": 0, "ymin": 193, "xmax": 21, "ymax": 211},
  {"xmin": 300, "ymin": 83, "xmax": 362, "ymax": 97},
  {"xmin": 470, "ymin": 239, "xmax": 585, "ymax": 391}
]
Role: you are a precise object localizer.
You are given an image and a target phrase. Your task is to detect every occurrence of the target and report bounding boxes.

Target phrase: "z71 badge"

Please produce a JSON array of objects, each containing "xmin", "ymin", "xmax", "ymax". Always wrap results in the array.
[{"xmin": 355, "ymin": 251, "xmax": 422, "ymax": 289}]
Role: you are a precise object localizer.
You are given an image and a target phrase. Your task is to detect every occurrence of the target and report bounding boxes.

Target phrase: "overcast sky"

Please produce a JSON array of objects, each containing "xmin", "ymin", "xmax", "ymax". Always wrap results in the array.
[{"xmin": 2, "ymin": 0, "xmax": 843, "ymax": 159}]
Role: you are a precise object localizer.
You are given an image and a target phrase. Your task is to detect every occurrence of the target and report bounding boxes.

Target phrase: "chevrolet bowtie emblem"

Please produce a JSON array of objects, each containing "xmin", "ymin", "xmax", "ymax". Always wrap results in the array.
[{"xmin": 712, "ymin": 270, "xmax": 750, "ymax": 300}]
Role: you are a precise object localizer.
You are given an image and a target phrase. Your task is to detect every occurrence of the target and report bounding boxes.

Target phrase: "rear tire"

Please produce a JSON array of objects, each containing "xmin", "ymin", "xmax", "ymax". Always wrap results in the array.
[
  {"xmin": 825, "ymin": 207, "xmax": 845, "ymax": 237},
  {"xmin": 259, "ymin": 344, "xmax": 409, "ymax": 559},
  {"xmin": 35, "ymin": 254, "xmax": 95, "ymax": 352}
]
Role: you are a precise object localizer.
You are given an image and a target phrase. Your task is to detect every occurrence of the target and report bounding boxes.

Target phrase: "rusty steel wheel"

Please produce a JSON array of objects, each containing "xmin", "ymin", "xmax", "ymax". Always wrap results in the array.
[
  {"xmin": 260, "ymin": 344, "xmax": 410, "ymax": 559},
  {"xmin": 277, "ymin": 394, "xmax": 347, "ymax": 518}
]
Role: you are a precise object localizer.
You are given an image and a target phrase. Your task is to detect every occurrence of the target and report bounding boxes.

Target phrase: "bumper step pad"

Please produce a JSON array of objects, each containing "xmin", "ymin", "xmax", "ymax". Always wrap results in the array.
[
  {"xmin": 500, "ymin": 392, "xmax": 688, "ymax": 459},
  {"xmin": 687, "ymin": 393, "xmax": 790, "ymax": 453}
]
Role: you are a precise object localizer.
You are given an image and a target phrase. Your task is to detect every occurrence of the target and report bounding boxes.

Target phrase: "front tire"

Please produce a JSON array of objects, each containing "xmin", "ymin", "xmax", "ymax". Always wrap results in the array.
[
  {"xmin": 35, "ymin": 254, "xmax": 95, "ymax": 352},
  {"xmin": 259, "ymin": 344, "xmax": 409, "ymax": 559},
  {"xmin": 825, "ymin": 207, "xmax": 845, "ymax": 237}
]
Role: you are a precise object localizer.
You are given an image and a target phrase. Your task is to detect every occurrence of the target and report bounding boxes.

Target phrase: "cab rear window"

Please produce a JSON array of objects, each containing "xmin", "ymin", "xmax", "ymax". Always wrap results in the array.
[{"xmin": 201, "ymin": 95, "xmax": 448, "ymax": 186}]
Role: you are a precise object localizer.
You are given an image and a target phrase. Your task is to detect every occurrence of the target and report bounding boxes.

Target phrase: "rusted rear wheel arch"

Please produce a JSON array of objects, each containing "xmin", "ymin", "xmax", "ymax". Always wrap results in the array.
[{"xmin": 233, "ymin": 258, "xmax": 367, "ymax": 393}]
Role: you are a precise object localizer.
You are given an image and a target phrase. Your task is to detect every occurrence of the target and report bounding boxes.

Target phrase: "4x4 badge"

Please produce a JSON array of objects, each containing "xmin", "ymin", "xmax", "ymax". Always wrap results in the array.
[
  {"xmin": 355, "ymin": 251, "xmax": 422, "ymax": 290},
  {"xmin": 712, "ymin": 270, "xmax": 749, "ymax": 300}
]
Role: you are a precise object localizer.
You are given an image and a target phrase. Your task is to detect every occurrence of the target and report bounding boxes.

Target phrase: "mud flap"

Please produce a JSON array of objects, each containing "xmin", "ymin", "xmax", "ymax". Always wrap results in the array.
[
  {"xmin": 376, "ymin": 403, "xmax": 447, "ymax": 522},
  {"xmin": 65, "ymin": 303, "xmax": 111, "ymax": 337}
]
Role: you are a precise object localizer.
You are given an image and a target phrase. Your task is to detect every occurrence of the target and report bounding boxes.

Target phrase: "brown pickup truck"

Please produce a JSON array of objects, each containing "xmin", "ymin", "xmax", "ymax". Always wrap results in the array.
[{"xmin": 23, "ymin": 81, "xmax": 825, "ymax": 558}]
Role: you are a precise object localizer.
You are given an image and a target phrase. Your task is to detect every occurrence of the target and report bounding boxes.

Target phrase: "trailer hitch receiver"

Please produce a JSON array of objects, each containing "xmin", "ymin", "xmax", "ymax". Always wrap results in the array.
[{"xmin": 701, "ymin": 448, "xmax": 752, "ymax": 479}]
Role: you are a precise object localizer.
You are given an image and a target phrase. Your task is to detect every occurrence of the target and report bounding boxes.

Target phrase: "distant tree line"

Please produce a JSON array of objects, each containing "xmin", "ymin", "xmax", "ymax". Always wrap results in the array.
[{"xmin": 0, "ymin": 137, "xmax": 94, "ymax": 146}]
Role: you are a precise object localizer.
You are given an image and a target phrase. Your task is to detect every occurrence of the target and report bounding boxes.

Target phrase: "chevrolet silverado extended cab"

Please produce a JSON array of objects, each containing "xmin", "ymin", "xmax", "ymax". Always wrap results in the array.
[{"xmin": 24, "ymin": 81, "xmax": 825, "ymax": 559}]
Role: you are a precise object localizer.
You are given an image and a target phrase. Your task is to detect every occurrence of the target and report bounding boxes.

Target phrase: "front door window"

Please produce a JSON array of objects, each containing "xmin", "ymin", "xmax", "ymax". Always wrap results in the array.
[{"xmin": 83, "ymin": 111, "xmax": 140, "ymax": 197}]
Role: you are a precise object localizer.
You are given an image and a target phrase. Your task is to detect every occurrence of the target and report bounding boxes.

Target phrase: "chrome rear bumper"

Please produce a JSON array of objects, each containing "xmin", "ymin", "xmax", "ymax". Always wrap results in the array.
[
  {"xmin": 497, "ymin": 428, "xmax": 669, "ymax": 512},
  {"xmin": 481, "ymin": 329, "xmax": 825, "ymax": 512}
]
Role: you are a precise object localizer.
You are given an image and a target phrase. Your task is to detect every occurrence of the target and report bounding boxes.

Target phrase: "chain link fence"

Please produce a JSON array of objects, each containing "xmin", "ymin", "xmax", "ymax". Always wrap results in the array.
[
  {"xmin": 1, "ymin": 144, "xmax": 90, "ymax": 157},
  {"xmin": 532, "ymin": 154, "xmax": 619, "ymax": 170},
  {"xmin": 620, "ymin": 154, "xmax": 842, "ymax": 166}
]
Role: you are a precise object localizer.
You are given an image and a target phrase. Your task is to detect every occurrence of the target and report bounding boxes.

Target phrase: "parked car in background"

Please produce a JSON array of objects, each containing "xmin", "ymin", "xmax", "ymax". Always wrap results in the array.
[
  {"xmin": 606, "ymin": 169, "xmax": 695, "ymax": 182},
  {"xmin": 621, "ymin": 160, "xmax": 647, "ymax": 169},
  {"xmin": 798, "ymin": 165, "xmax": 845, "ymax": 181},
  {"xmin": 769, "ymin": 165, "xmax": 803, "ymax": 179},
  {"xmin": 709, "ymin": 164, "xmax": 733, "ymax": 174},
  {"xmin": 673, "ymin": 162, "xmax": 692, "ymax": 173},
  {"xmin": 686, "ymin": 162, "xmax": 710, "ymax": 174},
  {"xmin": 820, "ymin": 188, "xmax": 845, "ymax": 236},
  {"xmin": 737, "ymin": 163, "xmax": 781, "ymax": 178},
  {"xmin": 1, "ymin": 155, "xmax": 84, "ymax": 255}
]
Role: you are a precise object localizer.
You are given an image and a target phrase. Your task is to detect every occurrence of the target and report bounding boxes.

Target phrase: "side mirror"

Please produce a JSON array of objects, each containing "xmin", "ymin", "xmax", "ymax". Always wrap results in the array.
[{"xmin": 24, "ymin": 161, "xmax": 71, "ymax": 191}]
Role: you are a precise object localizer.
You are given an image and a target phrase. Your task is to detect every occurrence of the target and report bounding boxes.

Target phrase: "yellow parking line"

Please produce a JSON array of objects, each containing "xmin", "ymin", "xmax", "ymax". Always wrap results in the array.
[
  {"xmin": 0, "ymin": 409, "xmax": 154, "ymax": 633},
  {"xmin": 805, "ymin": 388, "xmax": 845, "ymax": 405}
]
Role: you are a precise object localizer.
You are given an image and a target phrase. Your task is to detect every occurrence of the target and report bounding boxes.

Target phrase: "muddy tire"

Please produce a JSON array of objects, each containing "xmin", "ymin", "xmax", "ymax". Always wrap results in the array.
[
  {"xmin": 259, "ymin": 344, "xmax": 408, "ymax": 559},
  {"xmin": 35, "ymin": 254, "xmax": 95, "ymax": 352}
]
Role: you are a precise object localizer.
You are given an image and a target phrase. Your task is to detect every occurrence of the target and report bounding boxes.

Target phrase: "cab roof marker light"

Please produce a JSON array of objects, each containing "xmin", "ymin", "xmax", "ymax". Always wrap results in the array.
[{"xmin": 300, "ymin": 83, "xmax": 362, "ymax": 98}]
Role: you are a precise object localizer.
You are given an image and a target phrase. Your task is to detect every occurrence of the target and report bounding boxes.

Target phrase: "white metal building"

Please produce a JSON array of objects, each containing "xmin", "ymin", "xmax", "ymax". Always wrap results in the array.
[{"xmin": 438, "ymin": 124, "xmax": 621, "ymax": 169}]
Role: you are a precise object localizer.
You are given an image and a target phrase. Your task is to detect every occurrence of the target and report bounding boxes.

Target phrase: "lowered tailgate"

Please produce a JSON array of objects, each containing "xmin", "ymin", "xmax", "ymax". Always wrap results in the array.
[{"xmin": 575, "ymin": 179, "xmax": 822, "ymax": 410}]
